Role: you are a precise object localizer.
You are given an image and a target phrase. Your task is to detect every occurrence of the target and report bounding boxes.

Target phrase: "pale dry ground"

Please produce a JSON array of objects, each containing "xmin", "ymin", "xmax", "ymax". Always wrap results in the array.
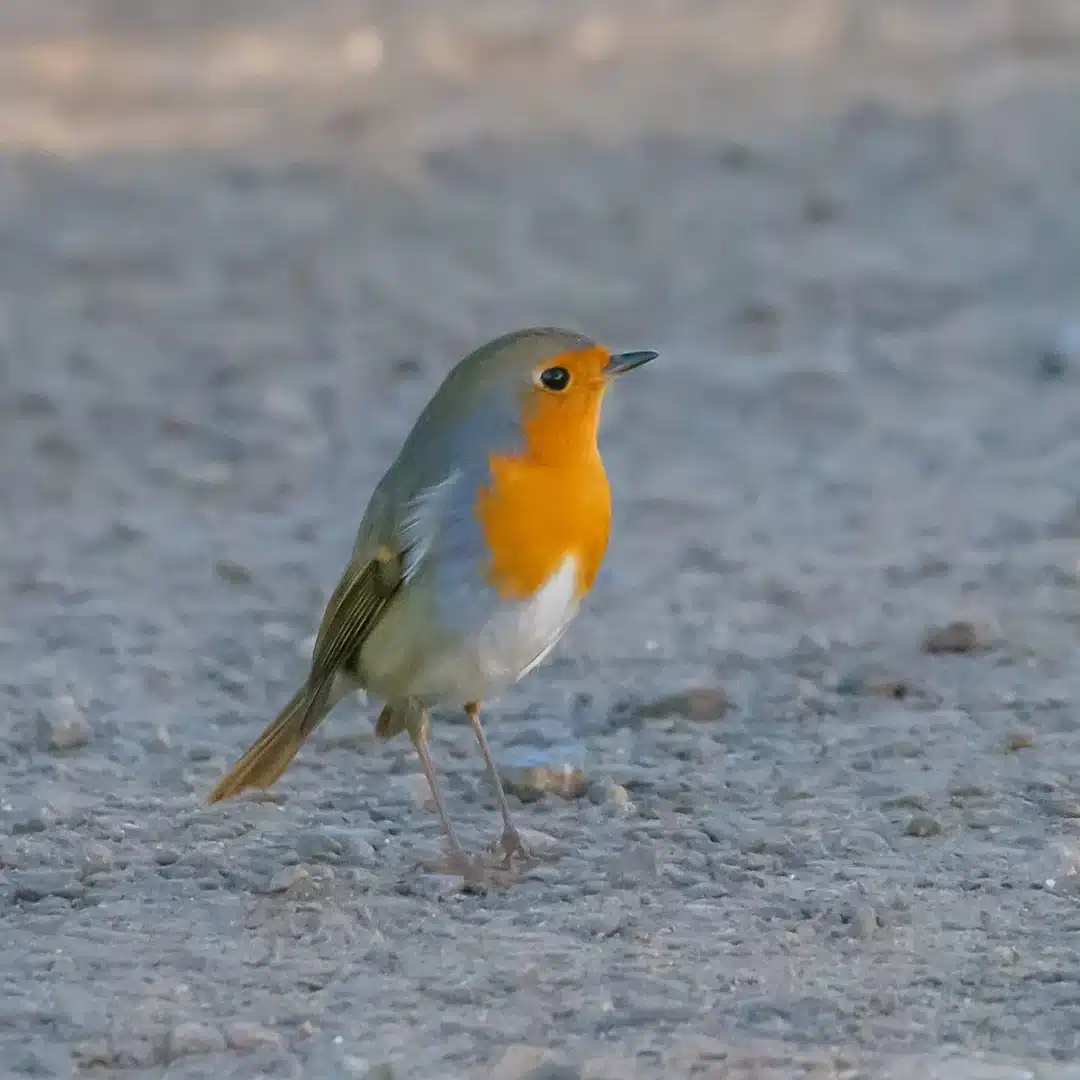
[{"xmin": 4, "ymin": 2, "xmax": 1080, "ymax": 1078}]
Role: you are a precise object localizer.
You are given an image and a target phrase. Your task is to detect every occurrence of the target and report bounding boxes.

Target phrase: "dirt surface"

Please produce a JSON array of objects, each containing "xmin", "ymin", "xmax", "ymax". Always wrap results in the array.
[{"xmin": 5, "ymin": 1, "xmax": 1080, "ymax": 1077}]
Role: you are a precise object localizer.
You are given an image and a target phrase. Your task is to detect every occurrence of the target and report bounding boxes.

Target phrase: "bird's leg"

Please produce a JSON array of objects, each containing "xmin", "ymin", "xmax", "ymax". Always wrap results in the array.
[
  {"xmin": 466, "ymin": 702, "xmax": 534, "ymax": 864},
  {"xmin": 407, "ymin": 709, "xmax": 481, "ymax": 880}
]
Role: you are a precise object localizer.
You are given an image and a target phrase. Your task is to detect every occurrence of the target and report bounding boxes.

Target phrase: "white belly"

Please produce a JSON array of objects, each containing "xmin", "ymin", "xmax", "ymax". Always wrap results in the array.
[{"xmin": 359, "ymin": 554, "xmax": 581, "ymax": 705}]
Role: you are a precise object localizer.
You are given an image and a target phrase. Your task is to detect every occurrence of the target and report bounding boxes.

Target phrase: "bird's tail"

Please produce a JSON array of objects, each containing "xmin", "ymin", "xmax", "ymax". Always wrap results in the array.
[{"xmin": 207, "ymin": 686, "xmax": 331, "ymax": 803}]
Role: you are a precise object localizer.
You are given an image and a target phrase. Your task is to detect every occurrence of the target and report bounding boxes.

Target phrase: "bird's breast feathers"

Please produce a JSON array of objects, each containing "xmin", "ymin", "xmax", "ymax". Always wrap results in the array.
[{"xmin": 354, "ymin": 451, "xmax": 609, "ymax": 703}]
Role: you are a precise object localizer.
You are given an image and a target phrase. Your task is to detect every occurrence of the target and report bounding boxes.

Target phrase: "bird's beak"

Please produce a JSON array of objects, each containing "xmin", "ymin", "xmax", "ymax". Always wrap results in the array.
[{"xmin": 604, "ymin": 349, "xmax": 658, "ymax": 376}]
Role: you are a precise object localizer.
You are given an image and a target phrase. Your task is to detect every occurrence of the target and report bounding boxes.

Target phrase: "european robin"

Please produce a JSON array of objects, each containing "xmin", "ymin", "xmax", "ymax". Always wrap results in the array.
[{"xmin": 207, "ymin": 327, "xmax": 656, "ymax": 875}]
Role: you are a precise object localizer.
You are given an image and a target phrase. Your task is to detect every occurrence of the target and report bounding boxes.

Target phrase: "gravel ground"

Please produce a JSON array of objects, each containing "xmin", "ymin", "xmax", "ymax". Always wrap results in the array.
[{"xmin": 4, "ymin": 2, "xmax": 1080, "ymax": 1077}]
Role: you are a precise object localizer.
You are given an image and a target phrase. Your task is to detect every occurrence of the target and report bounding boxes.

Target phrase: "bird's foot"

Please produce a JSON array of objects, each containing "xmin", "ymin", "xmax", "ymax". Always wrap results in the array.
[{"xmin": 489, "ymin": 826, "xmax": 537, "ymax": 867}]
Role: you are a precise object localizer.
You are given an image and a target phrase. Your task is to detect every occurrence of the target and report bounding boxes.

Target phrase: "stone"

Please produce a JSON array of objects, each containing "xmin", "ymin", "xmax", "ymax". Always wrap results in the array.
[
  {"xmin": 587, "ymin": 780, "xmax": 633, "ymax": 812},
  {"xmin": 633, "ymin": 687, "xmax": 732, "ymax": 722},
  {"xmin": 295, "ymin": 830, "xmax": 346, "ymax": 862},
  {"xmin": 214, "ymin": 558, "xmax": 255, "ymax": 585},
  {"xmin": 513, "ymin": 827, "xmax": 560, "ymax": 857},
  {"xmin": 8, "ymin": 799, "xmax": 61, "ymax": 834},
  {"xmin": 835, "ymin": 668, "xmax": 913, "ymax": 700},
  {"xmin": 268, "ymin": 866, "xmax": 310, "ymax": 893},
  {"xmin": 36, "ymin": 695, "xmax": 92, "ymax": 751},
  {"xmin": 904, "ymin": 813, "xmax": 943, "ymax": 838},
  {"xmin": 949, "ymin": 783, "xmax": 990, "ymax": 803},
  {"xmin": 922, "ymin": 620, "xmax": 984, "ymax": 655},
  {"xmin": 78, "ymin": 842, "xmax": 114, "ymax": 877},
  {"xmin": 165, "ymin": 1022, "xmax": 226, "ymax": 1061},
  {"xmin": 322, "ymin": 827, "xmax": 378, "ymax": 864},
  {"xmin": 13, "ymin": 871, "xmax": 85, "ymax": 902},
  {"xmin": 224, "ymin": 1021, "xmax": 284, "ymax": 1053},
  {"xmin": 499, "ymin": 745, "xmax": 586, "ymax": 802},
  {"xmin": 1006, "ymin": 731, "xmax": 1035, "ymax": 752}
]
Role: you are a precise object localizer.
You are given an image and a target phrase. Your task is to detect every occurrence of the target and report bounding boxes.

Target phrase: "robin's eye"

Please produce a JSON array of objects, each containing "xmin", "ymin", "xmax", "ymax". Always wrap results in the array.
[{"xmin": 538, "ymin": 366, "xmax": 571, "ymax": 391}]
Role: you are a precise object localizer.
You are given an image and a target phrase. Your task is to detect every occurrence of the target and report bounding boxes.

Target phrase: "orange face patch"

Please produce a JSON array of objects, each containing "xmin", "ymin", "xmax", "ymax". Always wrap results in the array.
[{"xmin": 474, "ymin": 346, "xmax": 615, "ymax": 600}]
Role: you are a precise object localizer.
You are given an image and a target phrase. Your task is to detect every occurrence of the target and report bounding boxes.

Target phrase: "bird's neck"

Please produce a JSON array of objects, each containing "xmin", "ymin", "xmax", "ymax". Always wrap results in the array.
[{"xmin": 475, "ymin": 444, "xmax": 611, "ymax": 601}]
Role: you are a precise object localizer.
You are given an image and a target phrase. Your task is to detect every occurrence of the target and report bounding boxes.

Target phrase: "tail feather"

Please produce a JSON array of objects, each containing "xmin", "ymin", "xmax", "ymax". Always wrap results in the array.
[{"xmin": 207, "ymin": 686, "xmax": 331, "ymax": 803}]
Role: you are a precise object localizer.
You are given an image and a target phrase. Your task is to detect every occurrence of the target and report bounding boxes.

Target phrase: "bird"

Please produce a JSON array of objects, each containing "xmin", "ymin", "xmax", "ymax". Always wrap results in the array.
[{"xmin": 207, "ymin": 326, "xmax": 656, "ymax": 878}]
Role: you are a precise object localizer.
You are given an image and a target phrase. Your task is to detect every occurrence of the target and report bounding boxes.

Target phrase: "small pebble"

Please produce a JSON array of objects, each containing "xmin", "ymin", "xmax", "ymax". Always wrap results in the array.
[
  {"xmin": 268, "ymin": 866, "xmax": 310, "ymax": 893},
  {"xmin": 37, "ymin": 695, "xmax": 93, "ymax": 751},
  {"xmin": 215, "ymin": 558, "xmax": 255, "ymax": 585},
  {"xmin": 166, "ymin": 1021, "xmax": 226, "ymax": 1061},
  {"xmin": 922, "ymin": 620, "xmax": 984, "ymax": 655},
  {"xmin": 293, "ymin": 827, "xmax": 377, "ymax": 865},
  {"xmin": 1038, "ymin": 348, "xmax": 1068, "ymax": 380},
  {"xmin": 13, "ymin": 870, "xmax": 85, "ymax": 902},
  {"xmin": 322, "ymin": 827, "xmax": 378, "ymax": 863},
  {"xmin": 224, "ymin": 1020, "xmax": 284, "ymax": 1053},
  {"xmin": 9, "ymin": 799, "xmax": 61, "ymax": 834},
  {"xmin": 904, "ymin": 813, "xmax": 943, "ymax": 838},
  {"xmin": 738, "ymin": 829, "xmax": 795, "ymax": 858},
  {"xmin": 835, "ymin": 670, "xmax": 911, "ymax": 700},
  {"xmin": 499, "ymin": 745, "xmax": 586, "ymax": 802},
  {"xmin": 514, "ymin": 827, "xmax": 560, "ymax": 857},
  {"xmin": 79, "ymin": 842, "xmax": 114, "ymax": 877},
  {"xmin": 588, "ymin": 780, "xmax": 634, "ymax": 812},
  {"xmin": 949, "ymin": 783, "xmax": 990, "ymax": 802},
  {"xmin": 882, "ymin": 793, "xmax": 932, "ymax": 812},
  {"xmin": 296, "ymin": 830, "xmax": 345, "ymax": 862},
  {"xmin": 1038, "ymin": 795, "xmax": 1080, "ymax": 819},
  {"xmin": 633, "ymin": 687, "xmax": 732, "ymax": 723}
]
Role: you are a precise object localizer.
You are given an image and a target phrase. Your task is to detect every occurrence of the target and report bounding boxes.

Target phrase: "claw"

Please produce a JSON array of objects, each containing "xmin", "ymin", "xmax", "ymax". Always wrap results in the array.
[{"xmin": 491, "ymin": 827, "xmax": 536, "ymax": 866}]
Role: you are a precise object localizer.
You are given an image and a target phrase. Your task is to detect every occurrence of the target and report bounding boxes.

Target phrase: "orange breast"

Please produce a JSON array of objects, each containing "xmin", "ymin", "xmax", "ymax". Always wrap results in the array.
[{"xmin": 475, "ymin": 448, "xmax": 611, "ymax": 601}]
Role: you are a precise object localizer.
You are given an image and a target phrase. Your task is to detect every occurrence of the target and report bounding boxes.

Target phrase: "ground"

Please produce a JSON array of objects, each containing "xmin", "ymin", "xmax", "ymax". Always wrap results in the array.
[{"xmin": 3, "ymin": 1, "xmax": 1080, "ymax": 1077}]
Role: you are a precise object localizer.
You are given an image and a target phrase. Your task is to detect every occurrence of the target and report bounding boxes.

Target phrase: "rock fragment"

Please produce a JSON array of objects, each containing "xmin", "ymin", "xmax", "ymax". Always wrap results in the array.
[
  {"xmin": 37, "ymin": 695, "xmax": 93, "ymax": 751},
  {"xmin": 634, "ymin": 687, "xmax": 732, "ymax": 722},
  {"xmin": 499, "ymin": 745, "xmax": 586, "ymax": 802},
  {"xmin": 922, "ymin": 620, "xmax": 984, "ymax": 655},
  {"xmin": 165, "ymin": 1022, "xmax": 226, "ymax": 1061}
]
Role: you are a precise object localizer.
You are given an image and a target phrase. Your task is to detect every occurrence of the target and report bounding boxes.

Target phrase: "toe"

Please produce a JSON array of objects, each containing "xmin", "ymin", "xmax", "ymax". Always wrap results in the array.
[{"xmin": 494, "ymin": 829, "xmax": 536, "ymax": 865}]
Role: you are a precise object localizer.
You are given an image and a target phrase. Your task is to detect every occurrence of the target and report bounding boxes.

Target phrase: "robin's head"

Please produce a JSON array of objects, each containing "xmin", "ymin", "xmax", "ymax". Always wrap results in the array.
[{"xmin": 446, "ymin": 327, "xmax": 657, "ymax": 465}]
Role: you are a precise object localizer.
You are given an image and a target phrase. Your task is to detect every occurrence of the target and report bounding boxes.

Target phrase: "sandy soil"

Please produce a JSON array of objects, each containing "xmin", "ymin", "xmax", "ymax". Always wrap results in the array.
[{"xmin": 4, "ymin": 1, "xmax": 1080, "ymax": 1077}]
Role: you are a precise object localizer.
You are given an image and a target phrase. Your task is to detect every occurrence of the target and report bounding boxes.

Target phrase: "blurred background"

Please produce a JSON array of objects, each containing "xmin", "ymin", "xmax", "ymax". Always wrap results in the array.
[{"xmin": 5, "ymin": 2, "xmax": 1080, "ymax": 1077}]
